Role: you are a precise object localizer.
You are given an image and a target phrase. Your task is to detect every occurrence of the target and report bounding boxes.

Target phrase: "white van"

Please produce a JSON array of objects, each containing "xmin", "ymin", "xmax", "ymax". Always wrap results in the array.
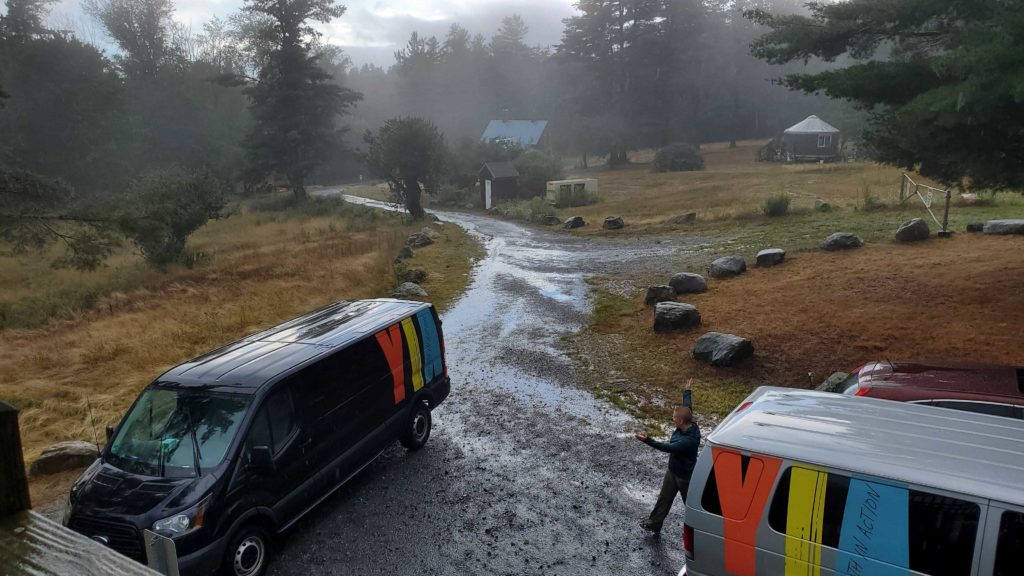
[{"xmin": 680, "ymin": 387, "xmax": 1024, "ymax": 576}]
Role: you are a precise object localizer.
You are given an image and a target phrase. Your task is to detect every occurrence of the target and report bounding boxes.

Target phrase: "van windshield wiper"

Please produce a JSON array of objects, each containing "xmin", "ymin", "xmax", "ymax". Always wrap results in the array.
[{"xmin": 186, "ymin": 406, "xmax": 202, "ymax": 477}]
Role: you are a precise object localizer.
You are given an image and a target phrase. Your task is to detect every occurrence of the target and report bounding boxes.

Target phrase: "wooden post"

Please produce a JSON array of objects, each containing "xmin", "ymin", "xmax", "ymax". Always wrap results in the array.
[
  {"xmin": 0, "ymin": 402, "xmax": 32, "ymax": 516},
  {"xmin": 939, "ymin": 189, "xmax": 953, "ymax": 237}
]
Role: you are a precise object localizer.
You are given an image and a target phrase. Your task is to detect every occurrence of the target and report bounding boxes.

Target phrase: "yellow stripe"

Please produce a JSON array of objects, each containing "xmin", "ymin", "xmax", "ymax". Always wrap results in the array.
[
  {"xmin": 401, "ymin": 318, "xmax": 424, "ymax": 391},
  {"xmin": 785, "ymin": 468, "xmax": 828, "ymax": 576}
]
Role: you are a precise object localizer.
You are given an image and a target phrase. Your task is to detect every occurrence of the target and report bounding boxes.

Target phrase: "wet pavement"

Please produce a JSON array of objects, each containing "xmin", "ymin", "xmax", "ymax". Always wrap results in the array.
[{"xmin": 273, "ymin": 194, "xmax": 704, "ymax": 576}]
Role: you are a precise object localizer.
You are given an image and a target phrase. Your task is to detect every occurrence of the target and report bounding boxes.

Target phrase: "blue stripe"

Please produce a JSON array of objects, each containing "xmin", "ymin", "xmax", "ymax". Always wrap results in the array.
[
  {"xmin": 835, "ymin": 478, "xmax": 909, "ymax": 576},
  {"xmin": 416, "ymin": 309, "xmax": 443, "ymax": 382}
]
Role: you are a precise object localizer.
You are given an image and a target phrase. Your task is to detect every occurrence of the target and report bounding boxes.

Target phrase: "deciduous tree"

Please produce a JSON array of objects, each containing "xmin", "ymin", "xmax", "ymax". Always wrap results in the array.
[{"xmin": 363, "ymin": 117, "xmax": 447, "ymax": 219}]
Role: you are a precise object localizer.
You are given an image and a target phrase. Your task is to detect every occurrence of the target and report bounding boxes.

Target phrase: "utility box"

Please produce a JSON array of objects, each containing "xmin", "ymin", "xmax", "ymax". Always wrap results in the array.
[{"xmin": 546, "ymin": 179, "xmax": 598, "ymax": 207}]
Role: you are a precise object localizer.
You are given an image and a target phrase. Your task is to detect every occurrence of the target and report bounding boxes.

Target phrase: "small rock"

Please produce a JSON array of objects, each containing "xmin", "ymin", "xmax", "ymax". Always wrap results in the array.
[
  {"xmin": 541, "ymin": 216, "xmax": 562, "ymax": 226},
  {"xmin": 564, "ymin": 216, "xmax": 586, "ymax": 230},
  {"xmin": 654, "ymin": 302, "xmax": 701, "ymax": 332},
  {"xmin": 864, "ymin": 196, "xmax": 886, "ymax": 211},
  {"xmin": 821, "ymin": 232, "xmax": 864, "ymax": 251},
  {"xmin": 396, "ymin": 246, "xmax": 414, "ymax": 260},
  {"xmin": 398, "ymin": 267, "xmax": 428, "ymax": 284},
  {"xmin": 665, "ymin": 213, "xmax": 697, "ymax": 225},
  {"xmin": 692, "ymin": 332, "xmax": 754, "ymax": 367},
  {"xmin": 756, "ymin": 248, "xmax": 786, "ymax": 267},
  {"xmin": 30, "ymin": 441, "xmax": 99, "ymax": 476},
  {"xmin": 709, "ymin": 256, "xmax": 747, "ymax": 278},
  {"xmin": 817, "ymin": 372, "xmax": 850, "ymax": 393},
  {"xmin": 645, "ymin": 286, "xmax": 676, "ymax": 306},
  {"xmin": 669, "ymin": 273, "xmax": 708, "ymax": 294},
  {"xmin": 983, "ymin": 219, "xmax": 1024, "ymax": 235},
  {"xmin": 895, "ymin": 218, "xmax": 930, "ymax": 242},
  {"xmin": 420, "ymin": 227, "xmax": 440, "ymax": 240},
  {"xmin": 393, "ymin": 282, "xmax": 428, "ymax": 299},
  {"xmin": 603, "ymin": 216, "xmax": 625, "ymax": 230},
  {"xmin": 406, "ymin": 232, "xmax": 434, "ymax": 248},
  {"xmin": 814, "ymin": 199, "xmax": 833, "ymax": 213},
  {"xmin": 965, "ymin": 222, "xmax": 984, "ymax": 233}
]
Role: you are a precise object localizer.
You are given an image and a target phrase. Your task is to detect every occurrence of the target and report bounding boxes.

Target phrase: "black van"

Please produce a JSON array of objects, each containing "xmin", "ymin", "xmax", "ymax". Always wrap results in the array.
[{"xmin": 64, "ymin": 299, "xmax": 450, "ymax": 576}]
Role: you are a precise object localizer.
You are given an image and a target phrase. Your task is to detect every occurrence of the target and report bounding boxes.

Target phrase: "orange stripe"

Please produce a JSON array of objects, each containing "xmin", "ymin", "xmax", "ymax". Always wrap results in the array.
[{"xmin": 375, "ymin": 325, "xmax": 405, "ymax": 404}]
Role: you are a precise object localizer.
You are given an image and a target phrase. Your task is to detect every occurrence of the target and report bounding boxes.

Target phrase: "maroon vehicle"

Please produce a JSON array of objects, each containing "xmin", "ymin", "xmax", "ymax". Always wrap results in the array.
[{"xmin": 837, "ymin": 360, "xmax": 1024, "ymax": 419}]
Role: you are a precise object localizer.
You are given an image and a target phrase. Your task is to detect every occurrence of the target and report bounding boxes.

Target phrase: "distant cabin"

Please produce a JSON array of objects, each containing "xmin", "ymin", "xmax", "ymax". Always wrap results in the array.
[
  {"xmin": 782, "ymin": 115, "xmax": 840, "ymax": 162},
  {"xmin": 481, "ymin": 120, "xmax": 550, "ymax": 150},
  {"xmin": 479, "ymin": 161, "xmax": 521, "ymax": 210}
]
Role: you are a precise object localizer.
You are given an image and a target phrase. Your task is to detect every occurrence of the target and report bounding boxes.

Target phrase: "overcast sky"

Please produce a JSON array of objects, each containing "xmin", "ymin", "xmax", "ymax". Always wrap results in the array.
[{"xmin": 47, "ymin": 0, "xmax": 579, "ymax": 67}]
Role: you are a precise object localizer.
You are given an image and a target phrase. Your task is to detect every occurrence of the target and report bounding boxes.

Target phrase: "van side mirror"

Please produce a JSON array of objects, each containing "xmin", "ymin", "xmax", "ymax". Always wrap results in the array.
[
  {"xmin": 250, "ymin": 446, "xmax": 275, "ymax": 473},
  {"xmin": 105, "ymin": 426, "xmax": 114, "ymax": 443}
]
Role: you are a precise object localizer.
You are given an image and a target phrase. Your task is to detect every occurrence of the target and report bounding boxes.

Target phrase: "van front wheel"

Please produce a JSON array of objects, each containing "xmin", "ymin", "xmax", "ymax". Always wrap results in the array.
[
  {"xmin": 400, "ymin": 401, "xmax": 432, "ymax": 451},
  {"xmin": 222, "ymin": 523, "xmax": 271, "ymax": 576}
]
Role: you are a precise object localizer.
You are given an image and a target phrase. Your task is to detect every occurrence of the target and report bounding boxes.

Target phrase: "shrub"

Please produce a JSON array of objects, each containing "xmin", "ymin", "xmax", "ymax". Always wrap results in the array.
[
  {"xmin": 514, "ymin": 150, "xmax": 564, "ymax": 197},
  {"xmin": 491, "ymin": 197, "xmax": 557, "ymax": 224},
  {"xmin": 761, "ymin": 193, "xmax": 792, "ymax": 217},
  {"xmin": 652, "ymin": 143, "xmax": 705, "ymax": 172},
  {"xmin": 435, "ymin": 184, "xmax": 478, "ymax": 208}
]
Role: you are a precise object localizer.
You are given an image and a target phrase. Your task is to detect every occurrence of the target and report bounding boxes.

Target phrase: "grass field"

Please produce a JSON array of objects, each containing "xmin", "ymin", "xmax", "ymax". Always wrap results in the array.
[
  {"xmin": 563, "ymin": 141, "xmax": 1024, "ymax": 429},
  {"xmin": 0, "ymin": 196, "xmax": 481, "ymax": 505}
]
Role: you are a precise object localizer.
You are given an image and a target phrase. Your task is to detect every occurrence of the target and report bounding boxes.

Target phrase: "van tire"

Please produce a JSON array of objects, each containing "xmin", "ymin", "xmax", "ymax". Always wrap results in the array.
[
  {"xmin": 400, "ymin": 401, "xmax": 432, "ymax": 451},
  {"xmin": 221, "ymin": 523, "xmax": 272, "ymax": 576}
]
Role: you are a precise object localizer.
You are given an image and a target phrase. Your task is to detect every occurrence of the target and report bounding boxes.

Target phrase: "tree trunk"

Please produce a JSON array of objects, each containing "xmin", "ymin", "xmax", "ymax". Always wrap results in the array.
[
  {"xmin": 289, "ymin": 173, "xmax": 307, "ymax": 202},
  {"xmin": 406, "ymin": 180, "xmax": 425, "ymax": 220},
  {"xmin": 581, "ymin": 151, "xmax": 588, "ymax": 169}
]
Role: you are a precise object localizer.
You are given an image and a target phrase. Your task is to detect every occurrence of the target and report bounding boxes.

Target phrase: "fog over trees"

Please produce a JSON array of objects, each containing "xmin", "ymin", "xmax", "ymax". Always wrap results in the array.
[{"xmin": 1, "ymin": 0, "xmax": 846, "ymax": 263}]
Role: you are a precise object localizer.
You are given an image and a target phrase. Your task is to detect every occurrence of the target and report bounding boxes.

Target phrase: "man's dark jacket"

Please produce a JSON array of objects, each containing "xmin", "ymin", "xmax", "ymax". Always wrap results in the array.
[{"xmin": 643, "ymin": 389, "xmax": 701, "ymax": 478}]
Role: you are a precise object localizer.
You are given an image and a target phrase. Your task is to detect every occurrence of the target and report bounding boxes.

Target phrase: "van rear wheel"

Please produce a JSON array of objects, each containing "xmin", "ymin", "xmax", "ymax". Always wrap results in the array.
[
  {"xmin": 222, "ymin": 523, "xmax": 271, "ymax": 576},
  {"xmin": 400, "ymin": 401, "xmax": 432, "ymax": 451}
]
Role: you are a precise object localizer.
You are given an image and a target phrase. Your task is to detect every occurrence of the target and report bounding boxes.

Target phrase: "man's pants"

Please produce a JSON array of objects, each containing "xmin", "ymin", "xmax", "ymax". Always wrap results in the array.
[{"xmin": 646, "ymin": 469, "xmax": 690, "ymax": 531}]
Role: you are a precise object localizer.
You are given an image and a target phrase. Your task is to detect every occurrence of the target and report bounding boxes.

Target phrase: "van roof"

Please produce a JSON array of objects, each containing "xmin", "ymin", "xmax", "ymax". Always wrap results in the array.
[
  {"xmin": 157, "ymin": 299, "xmax": 431, "ymax": 391},
  {"xmin": 709, "ymin": 387, "xmax": 1024, "ymax": 506}
]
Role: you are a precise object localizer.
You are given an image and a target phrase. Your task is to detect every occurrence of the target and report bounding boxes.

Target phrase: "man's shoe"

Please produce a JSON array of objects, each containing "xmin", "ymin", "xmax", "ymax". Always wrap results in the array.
[{"xmin": 639, "ymin": 520, "xmax": 661, "ymax": 534}]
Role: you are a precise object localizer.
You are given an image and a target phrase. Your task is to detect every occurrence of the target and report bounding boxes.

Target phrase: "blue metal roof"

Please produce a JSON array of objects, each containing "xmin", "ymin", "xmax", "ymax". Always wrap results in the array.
[{"xmin": 481, "ymin": 120, "xmax": 548, "ymax": 146}]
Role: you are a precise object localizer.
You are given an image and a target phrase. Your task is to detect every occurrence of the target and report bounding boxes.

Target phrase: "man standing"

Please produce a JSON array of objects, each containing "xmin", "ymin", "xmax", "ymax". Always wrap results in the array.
[{"xmin": 635, "ymin": 378, "xmax": 700, "ymax": 534}]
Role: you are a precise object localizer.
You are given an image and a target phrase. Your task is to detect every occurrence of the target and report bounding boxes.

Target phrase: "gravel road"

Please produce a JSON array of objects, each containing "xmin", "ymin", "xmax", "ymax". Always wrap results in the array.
[{"xmin": 273, "ymin": 195, "xmax": 706, "ymax": 576}]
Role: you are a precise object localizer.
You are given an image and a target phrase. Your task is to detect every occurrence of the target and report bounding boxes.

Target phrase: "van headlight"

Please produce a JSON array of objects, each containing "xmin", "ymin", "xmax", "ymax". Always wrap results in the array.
[{"xmin": 153, "ymin": 498, "xmax": 208, "ymax": 537}]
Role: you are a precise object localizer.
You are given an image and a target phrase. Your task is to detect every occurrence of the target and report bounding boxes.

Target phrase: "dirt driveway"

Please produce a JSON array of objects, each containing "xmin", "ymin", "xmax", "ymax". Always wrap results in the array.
[{"xmin": 271, "ymin": 195, "xmax": 705, "ymax": 575}]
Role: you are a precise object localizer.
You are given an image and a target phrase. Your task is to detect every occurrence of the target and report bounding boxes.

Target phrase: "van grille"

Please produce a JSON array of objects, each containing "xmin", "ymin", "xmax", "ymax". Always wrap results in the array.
[{"xmin": 68, "ymin": 515, "xmax": 144, "ymax": 562}]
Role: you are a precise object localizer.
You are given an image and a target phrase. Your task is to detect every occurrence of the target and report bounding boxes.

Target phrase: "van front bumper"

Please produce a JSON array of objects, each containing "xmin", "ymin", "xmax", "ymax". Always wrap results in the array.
[{"xmin": 176, "ymin": 534, "xmax": 227, "ymax": 576}]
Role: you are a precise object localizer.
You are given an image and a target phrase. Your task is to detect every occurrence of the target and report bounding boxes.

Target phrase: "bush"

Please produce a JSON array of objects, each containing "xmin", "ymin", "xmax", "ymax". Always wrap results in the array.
[
  {"xmin": 435, "ymin": 184, "xmax": 478, "ymax": 208},
  {"xmin": 491, "ymin": 197, "xmax": 557, "ymax": 224},
  {"xmin": 514, "ymin": 150, "xmax": 564, "ymax": 197},
  {"xmin": 761, "ymin": 193, "xmax": 792, "ymax": 217},
  {"xmin": 652, "ymin": 143, "xmax": 705, "ymax": 172}
]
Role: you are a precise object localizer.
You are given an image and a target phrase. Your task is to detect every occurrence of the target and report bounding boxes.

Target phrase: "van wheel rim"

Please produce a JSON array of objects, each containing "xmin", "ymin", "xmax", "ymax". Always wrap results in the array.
[
  {"xmin": 233, "ymin": 536, "xmax": 265, "ymax": 576},
  {"xmin": 413, "ymin": 412, "xmax": 428, "ymax": 441}
]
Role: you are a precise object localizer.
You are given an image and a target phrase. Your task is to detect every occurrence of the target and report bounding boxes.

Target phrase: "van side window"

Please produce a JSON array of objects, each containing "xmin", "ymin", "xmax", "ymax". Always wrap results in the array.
[
  {"xmin": 767, "ymin": 467, "xmax": 980, "ymax": 575},
  {"xmin": 701, "ymin": 466, "xmax": 722, "ymax": 515},
  {"xmin": 248, "ymin": 389, "xmax": 295, "ymax": 455},
  {"xmin": 995, "ymin": 511, "xmax": 1024, "ymax": 576}
]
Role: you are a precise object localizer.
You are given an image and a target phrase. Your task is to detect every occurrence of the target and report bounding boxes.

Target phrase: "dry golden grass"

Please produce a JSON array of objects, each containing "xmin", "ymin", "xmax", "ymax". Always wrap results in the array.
[
  {"xmin": 562, "ymin": 141, "xmax": 925, "ymax": 226},
  {"xmin": 0, "ymin": 202, "xmax": 480, "ymax": 499},
  {"xmin": 575, "ymin": 234, "xmax": 1024, "ymax": 422}
]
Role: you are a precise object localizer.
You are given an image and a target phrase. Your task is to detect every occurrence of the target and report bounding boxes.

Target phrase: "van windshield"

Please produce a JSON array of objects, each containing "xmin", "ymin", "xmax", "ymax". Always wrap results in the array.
[{"xmin": 108, "ymin": 387, "xmax": 250, "ymax": 478}]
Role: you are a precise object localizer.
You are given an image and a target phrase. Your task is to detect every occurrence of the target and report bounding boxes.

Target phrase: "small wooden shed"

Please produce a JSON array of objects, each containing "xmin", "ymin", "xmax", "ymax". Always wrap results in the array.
[
  {"xmin": 479, "ymin": 162, "xmax": 520, "ymax": 210},
  {"xmin": 782, "ymin": 115, "xmax": 840, "ymax": 161}
]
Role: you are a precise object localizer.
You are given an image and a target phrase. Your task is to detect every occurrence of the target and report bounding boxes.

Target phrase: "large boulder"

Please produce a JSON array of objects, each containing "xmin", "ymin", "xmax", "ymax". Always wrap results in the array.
[
  {"xmin": 398, "ymin": 267, "xmax": 428, "ymax": 285},
  {"xmin": 895, "ymin": 218, "xmax": 930, "ymax": 242},
  {"xmin": 665, "ymin": 212, "xmax": 697, "ymax": 225},
  {"xmin": 864, "ymin": 195, "xmax": 886, "ymax": 211},
  {"xmin": 406, "ymin": 232, "xmax": 435, "ymax": 248},
  {"xmin": 564, "ymin": 216, "xmax": 586, "ymax": 230},
  {"xmin": 395, "ymin": 246, "xmax": 414, "ymax": 262},
  {"xmin": 814, "ymin": 199, "xmax": 833, "ymax": 213},
  {"xmin": 30, "ymin": 441, "xmax": 99, "ymax": 476},
  {"xmin": 645, "ymin": 286, "xmax": 676, "ymax": 306},
  {"xmin": 603, "ymin": 216, "xmax": 625, "ymax": 230},
  {"xmin": 816, "ymin": 372, "xmax": 851, "ymax": 393},
  {"xmin": 420, "ymin": 226, "xmax": 441, "ymax": 240},
  {"xmin": 966, "ymin": 222, "xmax": 985, "ymax": 233},
  {"xmin": 821, "ymin": 233, "xmax": 864, "ymax": 251},
  {"xmin": 983, "ymin": 219, "xmax": 1024, "ymax": 235},
  {"xmin": 669, "ymin": 273, "xmax": 708, "ymax": 295},
  {"xmin": 692, "ymin": 332, "xmax": 754, "ymax": 367},
  {"xmin": 654, "ymin": 302, "xmax": 701, "ymax": 332},
  {"xmin": 709, "ymin": 256, "xmax": 747, "ymax": 278},
  {"xmin": 756, "ymin": 248, "xmax": 786, "ymax": 267},
  {"xmin": 393, "ymin": 282, "xmax": 428, "ymax": 299}
]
